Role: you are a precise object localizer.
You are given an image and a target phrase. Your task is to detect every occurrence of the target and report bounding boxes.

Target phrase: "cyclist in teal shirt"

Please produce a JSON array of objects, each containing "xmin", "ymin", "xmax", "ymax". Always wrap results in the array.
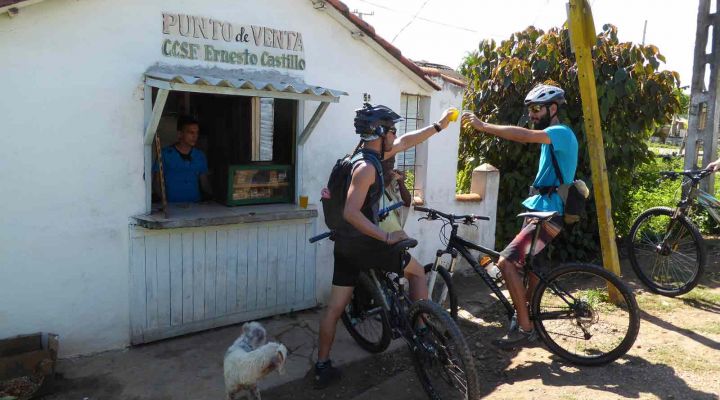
[
  {"xmin": 153, "ymin": 115, "xmax": 212, "ymax": 203},
  {"xmin": 462, "ymin": 84, "xmax": 578, "ymax": 349}
]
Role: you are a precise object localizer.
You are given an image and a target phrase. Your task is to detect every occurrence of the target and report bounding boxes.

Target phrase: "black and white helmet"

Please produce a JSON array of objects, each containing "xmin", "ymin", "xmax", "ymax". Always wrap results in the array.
[
  {"xmin": 524, "ymin": 84, "xmax": 566, "ymax": 106},
  {"xmin": 354, "ymin": 103, "xmax": 404, "ymax": 136}
]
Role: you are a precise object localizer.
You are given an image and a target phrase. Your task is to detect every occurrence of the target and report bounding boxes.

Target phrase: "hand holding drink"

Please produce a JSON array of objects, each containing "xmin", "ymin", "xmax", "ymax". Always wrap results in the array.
[{"xmin": 461, "ymin": 111, "xmax": 483, "ymax": 132}]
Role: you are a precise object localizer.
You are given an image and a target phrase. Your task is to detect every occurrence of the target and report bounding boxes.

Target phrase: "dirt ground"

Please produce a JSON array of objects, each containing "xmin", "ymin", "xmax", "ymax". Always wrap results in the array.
[
  {"xmin": 264, "ymin": 256, "xmax": 720, "ymax": 400},
  {"xmin": 12, "ymin": 250, "xmax": 718, "ymax": 400}
]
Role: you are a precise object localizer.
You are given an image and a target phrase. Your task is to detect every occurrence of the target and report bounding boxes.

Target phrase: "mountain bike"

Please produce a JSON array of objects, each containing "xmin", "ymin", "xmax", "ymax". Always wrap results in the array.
[
  {"xmin": 416, "ymin": 206, "xmax": 640, "ymax": 366},
  {"xmin": 308, "ymin": 234, "xmax": 480, "ymax": 400},
  {"xmin": 626, "ymin": 169, "xmax": 717, "ymax": 296}
]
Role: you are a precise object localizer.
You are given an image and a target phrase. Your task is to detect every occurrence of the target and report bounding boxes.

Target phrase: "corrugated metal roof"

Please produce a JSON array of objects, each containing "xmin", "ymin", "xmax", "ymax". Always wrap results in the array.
[{"xmin": 145, "ymin": 65, "xmax": 348, "ymax": 102}]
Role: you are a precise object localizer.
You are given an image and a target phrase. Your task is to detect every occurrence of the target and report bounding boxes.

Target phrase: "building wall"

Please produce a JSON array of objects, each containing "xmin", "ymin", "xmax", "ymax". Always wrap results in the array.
[
  {"xmin": 403, "ymin": 79, "xmax": 498, "ymax": 271},
  {"xmin": 0, "ymin": 0, "xmax": 496, "ymax": 356}
]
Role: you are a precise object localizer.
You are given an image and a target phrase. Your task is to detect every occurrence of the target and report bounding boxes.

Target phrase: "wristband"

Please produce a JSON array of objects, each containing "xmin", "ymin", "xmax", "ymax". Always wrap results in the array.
[{"xmin": 432, "ymin": 122, "xmax": 442, "ymax": 132}]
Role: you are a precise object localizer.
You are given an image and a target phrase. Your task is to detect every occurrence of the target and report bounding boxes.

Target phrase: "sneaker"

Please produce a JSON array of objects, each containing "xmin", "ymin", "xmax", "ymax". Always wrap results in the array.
[
  {"xmin": 491, "ymin": 327, "xmax": 538, "ymax": 350},
  {"xmin": 314, "ymin": 360, "xmax": 342, "ymax": 389}
]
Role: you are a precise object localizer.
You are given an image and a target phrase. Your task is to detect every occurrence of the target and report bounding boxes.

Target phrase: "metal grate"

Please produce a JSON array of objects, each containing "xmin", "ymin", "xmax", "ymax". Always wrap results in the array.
[{"xmin": 395, "ymin": 94, "xmax": 424, "ymax": 198}]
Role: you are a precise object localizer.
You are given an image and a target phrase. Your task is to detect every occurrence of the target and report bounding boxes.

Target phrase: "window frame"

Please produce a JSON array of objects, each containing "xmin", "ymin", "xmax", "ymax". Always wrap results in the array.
[
  {"xmin": 142, "ymin": 86, "xmax": 318, "ymax": 214},
  {"xmin": 395, "ymin": 93, "xmax": 430, "ymax": 200}
]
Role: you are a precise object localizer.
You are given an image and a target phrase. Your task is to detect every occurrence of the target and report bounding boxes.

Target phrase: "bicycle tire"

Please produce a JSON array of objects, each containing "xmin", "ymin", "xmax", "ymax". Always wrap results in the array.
[
  {"xmin": 341, "ymin": 271, "xmax": 392, "ymax": 353},
  {"xmin": 424, "ymin": 263, "xmax": 459, "ymax": 321},
  {"xmin": 408, "ymin": 300, "xmax": 480, "ymax": 400},
  {"xmin": 627, "ymin": 206, "xmax": 705, "ymax": 296},
  {"xmin": 531, "ymin": 263, "xmax": 640, "ymax": 366}
]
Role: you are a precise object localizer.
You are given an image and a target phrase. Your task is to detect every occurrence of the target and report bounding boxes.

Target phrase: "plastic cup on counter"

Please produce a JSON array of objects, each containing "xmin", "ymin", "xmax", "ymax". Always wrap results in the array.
[{"xmin": 299, "ymin": 195, "xmax": 309, "ymax": 209}]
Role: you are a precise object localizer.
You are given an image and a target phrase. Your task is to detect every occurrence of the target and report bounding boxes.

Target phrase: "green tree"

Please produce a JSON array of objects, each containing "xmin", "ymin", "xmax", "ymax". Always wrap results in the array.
[
  {"xmin": 675, "ymin": 87, "xmax": 690, "ymax": 117},
  {"xmin": 458, "ymin": 24, "xmax": 681, "ymax": 262}
]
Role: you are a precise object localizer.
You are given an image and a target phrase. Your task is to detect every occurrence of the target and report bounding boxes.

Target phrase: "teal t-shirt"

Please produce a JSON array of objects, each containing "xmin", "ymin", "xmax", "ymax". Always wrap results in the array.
[{"xmin": 521, "ymin": 124, "xmax": 578, "ymax": 215}]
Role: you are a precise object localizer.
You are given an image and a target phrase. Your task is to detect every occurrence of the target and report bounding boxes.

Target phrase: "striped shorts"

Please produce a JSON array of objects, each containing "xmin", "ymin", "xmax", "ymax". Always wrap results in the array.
[{"xmin": 499, "ymin": 216, "xmax": 563, "ymax": 267}]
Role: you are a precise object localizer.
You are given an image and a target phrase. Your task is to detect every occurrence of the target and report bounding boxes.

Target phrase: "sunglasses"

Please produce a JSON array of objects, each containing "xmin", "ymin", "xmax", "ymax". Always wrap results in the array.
[
  {"xmin": 385, "ymin": 126, "xmax": 397, "ymax": 134},
  {"xmin": 527, "ymin": 104, "xmax": 546, "ymax": 113}
]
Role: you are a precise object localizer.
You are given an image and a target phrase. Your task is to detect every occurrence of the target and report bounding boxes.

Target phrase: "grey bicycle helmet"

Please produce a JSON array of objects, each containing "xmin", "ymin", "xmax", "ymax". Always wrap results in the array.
[
  {"xmin": 524, "ymin": 84, "xmax": 566, "ymax": 106},
  {"xmin": 354, "ymin": 103, "xmax": 404, "ymax": 138}
]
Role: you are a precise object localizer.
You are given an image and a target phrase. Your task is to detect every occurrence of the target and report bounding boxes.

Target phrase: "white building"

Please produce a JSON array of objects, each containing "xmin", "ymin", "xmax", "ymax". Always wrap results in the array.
[{"xmin": 0, "ymin": 0, "xmax": 497, "ymax": 356}]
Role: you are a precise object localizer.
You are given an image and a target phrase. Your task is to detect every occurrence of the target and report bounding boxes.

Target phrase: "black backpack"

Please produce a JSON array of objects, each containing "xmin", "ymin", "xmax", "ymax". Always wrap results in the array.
[{"xmin": 321, "ymin": 150, "xmax": 383, "ymax": 231}]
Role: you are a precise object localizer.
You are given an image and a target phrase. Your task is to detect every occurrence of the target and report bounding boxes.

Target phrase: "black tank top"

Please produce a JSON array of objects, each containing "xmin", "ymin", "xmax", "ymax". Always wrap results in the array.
[{"xmin": 335, "ymin": 150, "xmax": 383, "ymax": 240}]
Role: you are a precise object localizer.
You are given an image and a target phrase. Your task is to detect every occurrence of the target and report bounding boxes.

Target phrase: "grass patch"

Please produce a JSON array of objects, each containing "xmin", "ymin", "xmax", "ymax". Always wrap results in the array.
[
  {"xmin": 692, "ymin": 321, "xmax": 720, "ymax": 335},
  {"xmin": 558, "ymin": 394, "xmax": 580, "ymax": 400},
  {"xmin": 647, "ymin": 344, "xmax": 720, "ymax": 373},
  {"xmin": 648, "ymin": 142, "xmax": 680, "ymax": 151},
  {"xmin": 635, "ymin": 292, "xmax": 678, "ymax": 312},
  {"xmin": 680, "ymin": 287, "xmax": 720, "ymax": 305},
  {"xmin": 579, "ymin": 288, "xmax": 611, "ymax": 307}
]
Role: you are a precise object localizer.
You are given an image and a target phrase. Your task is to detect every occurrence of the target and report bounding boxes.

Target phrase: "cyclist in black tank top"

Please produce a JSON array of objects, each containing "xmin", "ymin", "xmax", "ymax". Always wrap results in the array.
[{"xmin": 314, "ymin": 103, "xmax": 455, "ymax": 388}]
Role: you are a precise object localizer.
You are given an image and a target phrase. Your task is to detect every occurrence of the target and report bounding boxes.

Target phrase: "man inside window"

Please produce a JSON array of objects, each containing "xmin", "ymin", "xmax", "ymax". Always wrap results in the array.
[{"xmin": 153, "ymin": 115, "xmax": 213, "ymax": 203}]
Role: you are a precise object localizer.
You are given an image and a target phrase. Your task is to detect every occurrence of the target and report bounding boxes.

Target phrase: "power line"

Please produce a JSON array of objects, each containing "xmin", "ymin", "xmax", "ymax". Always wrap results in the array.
[
  {"xmin": 358, "ymin": 0, "xmax": 497, "ymax": 35},
  {"xmin": 391, "ymin": 0, "xmax": 432, "ymax": 43}
]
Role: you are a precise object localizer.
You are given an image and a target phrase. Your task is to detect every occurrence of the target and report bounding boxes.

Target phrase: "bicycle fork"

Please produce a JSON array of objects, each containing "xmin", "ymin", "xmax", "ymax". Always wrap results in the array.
[{"xmin": 427, "ymin": 249, "xmax": 458, "ymax": 303}]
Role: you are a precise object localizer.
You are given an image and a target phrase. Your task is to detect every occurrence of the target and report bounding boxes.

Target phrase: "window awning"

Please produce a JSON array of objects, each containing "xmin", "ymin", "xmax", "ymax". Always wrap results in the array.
[{"xmin": 144, "ymin": 65, "xmax": 348, "ymax": 103}]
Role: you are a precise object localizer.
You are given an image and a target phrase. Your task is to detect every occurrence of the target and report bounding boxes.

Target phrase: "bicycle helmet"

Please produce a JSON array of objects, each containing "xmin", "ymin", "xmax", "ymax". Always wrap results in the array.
[
  {"xmin": 524, "ymin": 84, "xmax": 566, "ymax": 106},
  {"xmin": 354, "ymin": 103, "xmax": 404, "ymax": 140}
]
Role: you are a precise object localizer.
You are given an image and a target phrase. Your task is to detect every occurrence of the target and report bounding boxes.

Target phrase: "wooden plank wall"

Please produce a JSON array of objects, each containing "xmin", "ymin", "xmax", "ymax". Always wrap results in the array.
[{"xmin": 129, "ymin": 219, "xmax": 316, "ymax": 344}]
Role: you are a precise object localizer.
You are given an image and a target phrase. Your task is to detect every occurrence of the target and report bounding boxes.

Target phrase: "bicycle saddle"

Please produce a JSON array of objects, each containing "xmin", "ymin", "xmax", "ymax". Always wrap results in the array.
[
  {"xmin": 517, "ymin": 211, "xmax": 558, "ymax": 221},
  {"xmin": 393, "ymin": 238, "xmax": 418, "ymax": 250}
]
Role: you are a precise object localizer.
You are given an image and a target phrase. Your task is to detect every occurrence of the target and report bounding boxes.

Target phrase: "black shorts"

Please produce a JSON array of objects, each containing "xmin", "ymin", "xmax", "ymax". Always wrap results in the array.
[{"xmin": 332, "ymin": 236, "xmax": 411, "ymax": 287}]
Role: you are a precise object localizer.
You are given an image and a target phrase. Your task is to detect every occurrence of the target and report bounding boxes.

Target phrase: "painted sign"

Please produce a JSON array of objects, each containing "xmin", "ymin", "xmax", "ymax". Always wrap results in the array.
[{"xmin": 161, "ymin": 13, "xmax": 306, "ymax": 71}]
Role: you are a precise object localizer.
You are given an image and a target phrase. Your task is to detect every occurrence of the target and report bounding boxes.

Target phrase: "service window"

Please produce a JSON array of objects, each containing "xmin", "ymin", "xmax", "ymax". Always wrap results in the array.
[{"xmin": 152, "ymin": 90, "xmax": 297, "ymax": 206}]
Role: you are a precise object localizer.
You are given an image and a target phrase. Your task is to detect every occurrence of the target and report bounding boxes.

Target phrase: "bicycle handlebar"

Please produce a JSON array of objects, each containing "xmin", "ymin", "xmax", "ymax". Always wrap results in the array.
[
  {"xmin": 308, "ymin": 231, "xmax": 332, "ymax": 243},
  {"xmin": 414, "ymin": 206, "xmax": 490, "ymax": 223},
  {"xmin": 659, "ymin": 169, "xmax": 713, "ymax": 181}
]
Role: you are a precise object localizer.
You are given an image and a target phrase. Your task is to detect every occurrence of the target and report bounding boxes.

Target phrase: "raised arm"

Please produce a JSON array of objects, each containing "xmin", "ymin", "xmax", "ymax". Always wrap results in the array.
[
  {"xmin": 384, "ymin": 109, "xmax": 453, "ymax": 159},
  {"xmin": 462, "ymin": 112, "xmax": 550, "ymax": 144}
]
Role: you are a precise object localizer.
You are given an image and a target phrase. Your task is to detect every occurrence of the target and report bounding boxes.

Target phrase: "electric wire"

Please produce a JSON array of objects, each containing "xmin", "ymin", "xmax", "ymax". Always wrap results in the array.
[{"xmin": 392, "ymin": 0, "xmax": 432, "ymax": 43}]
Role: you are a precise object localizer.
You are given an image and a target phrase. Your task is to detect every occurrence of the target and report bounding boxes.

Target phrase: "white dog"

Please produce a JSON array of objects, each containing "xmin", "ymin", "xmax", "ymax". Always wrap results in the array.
[{"xmin": 223, "ymin": 321, "xmax": 288, "ymax": 400}]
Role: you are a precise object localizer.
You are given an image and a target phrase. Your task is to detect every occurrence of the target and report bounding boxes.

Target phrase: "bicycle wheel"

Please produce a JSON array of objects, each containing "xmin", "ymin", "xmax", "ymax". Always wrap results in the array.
[
  {"xmin": 627, "ymin": 206, "xmax": 705, "ymax": 296},
  {"xmin": 341, "ymin": 271, "xmax": 392, "ymax": 353},
  {"xmin": 531, "ymin": 263, "xmax": 640, "ymax": 366},
  {"xmin": 409, "ymin": 300, "xmax": 480, "ymax": 400},
  {"xmin": 424, "ymin": 263, "xmax": 459, "ymax": 321}
]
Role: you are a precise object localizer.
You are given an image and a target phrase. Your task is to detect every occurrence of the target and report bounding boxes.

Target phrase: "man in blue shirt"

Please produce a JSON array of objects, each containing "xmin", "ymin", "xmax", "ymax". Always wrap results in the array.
[
  {"xmin": 153, "ymin": 115, "xmax": 212, "ymax": 203},
  {"xmin": 462, "ymin": 84, "xmax": 578, "ymax": 349}
]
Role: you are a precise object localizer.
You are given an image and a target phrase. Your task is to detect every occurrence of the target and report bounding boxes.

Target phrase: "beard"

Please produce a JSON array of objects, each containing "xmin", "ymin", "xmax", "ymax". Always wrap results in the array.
[{"xmin": 533, "ymin": 113, "xmax": 552, "ymax": 130}]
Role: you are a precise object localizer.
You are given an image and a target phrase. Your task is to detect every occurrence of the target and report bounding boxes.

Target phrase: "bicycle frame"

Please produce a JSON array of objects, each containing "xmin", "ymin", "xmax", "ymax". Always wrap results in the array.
[
  {"xmin": 659, "ymin": 177, "xmax": 720, "ymax": 244},
  {"xmin": 428, "ymin": 221, "xmax": 515, "ymax": 318},
  {"xmin": 693, "ymin": 187, "xmax": 720, "ymax": 223},
  {"xmin": 368, "ymin": 270, "xmax": 426, "ymax": 348},
  {"xmin": 427, "ymin": 217, "xmax": 582, "ymax": 323}
]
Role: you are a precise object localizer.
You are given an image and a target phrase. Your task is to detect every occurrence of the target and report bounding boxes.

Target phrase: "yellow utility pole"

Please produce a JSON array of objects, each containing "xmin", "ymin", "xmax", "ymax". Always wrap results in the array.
[{"xmin": 567, "ymin": 1, "xmax": 623, "ymax": 285}]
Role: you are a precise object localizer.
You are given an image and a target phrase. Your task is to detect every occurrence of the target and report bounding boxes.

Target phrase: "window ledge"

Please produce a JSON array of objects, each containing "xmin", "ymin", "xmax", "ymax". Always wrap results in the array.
[
  {"xmin": 455, "ymin": 193, "xmax": 483, "ymax": 202},
  {"xmin": 132, "ymin": 202, "xmax": 318, "ymax": 229}
]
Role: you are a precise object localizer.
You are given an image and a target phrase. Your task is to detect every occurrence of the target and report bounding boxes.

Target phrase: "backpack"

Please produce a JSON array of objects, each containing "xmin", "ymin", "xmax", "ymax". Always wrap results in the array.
[
  {"xmin": 548, "ymin": 144, "xmax": 590, "ymax": 225},
  {"xmin": 321, "ymin": 150, "xmax": 384, "ymax": 231}
]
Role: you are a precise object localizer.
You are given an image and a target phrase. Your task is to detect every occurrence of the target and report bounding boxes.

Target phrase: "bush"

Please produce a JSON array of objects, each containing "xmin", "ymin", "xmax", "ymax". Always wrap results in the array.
[{"xmin": 458, "ymin": 25, "xmax": 682, "ymax": 262}]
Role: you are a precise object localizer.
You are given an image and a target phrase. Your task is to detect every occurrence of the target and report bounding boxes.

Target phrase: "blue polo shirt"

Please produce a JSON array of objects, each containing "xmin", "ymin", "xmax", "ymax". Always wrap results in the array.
[
  {"xmin": 153, "ymin": 145, "xmax": 208, "ymax": 203},
  {"xmin": 522, "ymin": 124, "xmax": 578, "ymax": 215}
]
